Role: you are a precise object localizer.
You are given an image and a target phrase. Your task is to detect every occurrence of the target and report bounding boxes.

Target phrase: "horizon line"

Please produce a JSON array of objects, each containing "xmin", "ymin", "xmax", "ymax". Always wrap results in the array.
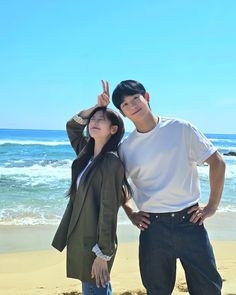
[{"xmin": 0, "ymin": 127, "xmax": 235, "ymax": 136}]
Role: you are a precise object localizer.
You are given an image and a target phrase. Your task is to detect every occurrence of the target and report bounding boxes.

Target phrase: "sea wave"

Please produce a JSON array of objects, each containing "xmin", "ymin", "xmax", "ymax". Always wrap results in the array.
[
  {"xmin": 0, "ymin": 160, "xmax": 72, "ymax": 184},
  {"xmin": 1, "ymin": 159, "xmax": 235, "ymax": 182},
  {"xmin": 0, "ymin": 140, "xmax": 70, "ymax": 146},
  {"xmin": 217, "ymin": 146, "xmax": 236, "ymax": 151},
  {"xmin": 217, "ymin": 206, "xmax": 236, "ymax": 213},
  {"xmin": 210, "ymin": 138, "xmax": 236, "ymax": 143},
  {"xmin": 1, "ymin": 205, "xmax": 236, "ymax": 226},
  {"xmin": 198, "ymin": 165, "xmax": 236, "ymax": 179},
  {"xmin": 3, "ymin": 159, "xmax": 72, "ymax": 168},
  {"xmin": 0, "ymin": 207, "xmax": 61, "ymax": 226}
]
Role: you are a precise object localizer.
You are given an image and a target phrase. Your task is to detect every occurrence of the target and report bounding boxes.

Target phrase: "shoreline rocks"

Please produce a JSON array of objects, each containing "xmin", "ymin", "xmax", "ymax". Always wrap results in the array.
[{"xmin": 223, "ymin": 151, "xmax": 236, "ymax": 156}]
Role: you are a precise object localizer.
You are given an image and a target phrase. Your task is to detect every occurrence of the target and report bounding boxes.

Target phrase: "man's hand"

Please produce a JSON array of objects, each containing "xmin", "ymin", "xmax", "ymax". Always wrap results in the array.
[
  {"xmin": 97, "ymin": 80, "xmax": 110, "ymax": 107},
  {"xmin": 188, "ymin": 204, "xmax": 217, "ymax": 225},
  {"xmin": 91, "ymin": 257, "xmax": 110, "ymax": 288},
  {"xmin": 122, "ymin": 199, "xmax": 150, "ymax": 231},
  {"xmin": 130, "ymin": 211, "xmax": 151, "ymax": 231}
]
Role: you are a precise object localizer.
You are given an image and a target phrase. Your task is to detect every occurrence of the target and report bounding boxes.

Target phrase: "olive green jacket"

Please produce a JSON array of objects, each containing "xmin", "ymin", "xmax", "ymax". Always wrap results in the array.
[{"xmin": 52, "ymin": 113, "xmax": 124, "ymax": 282}]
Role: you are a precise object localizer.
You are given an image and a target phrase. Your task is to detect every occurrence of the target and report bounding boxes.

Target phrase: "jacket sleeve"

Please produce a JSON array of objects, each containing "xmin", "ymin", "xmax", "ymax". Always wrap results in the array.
[
  {"xmin": 66, "ymin": 112, "xmax": 89, "ymax": 156},
  {"xmin": 51, "ymin": 198, "xmax": 73, "ymax": 252},
  {"xmin": 97, "ymin": 154, "xmax": 124, "ymax": 256}
]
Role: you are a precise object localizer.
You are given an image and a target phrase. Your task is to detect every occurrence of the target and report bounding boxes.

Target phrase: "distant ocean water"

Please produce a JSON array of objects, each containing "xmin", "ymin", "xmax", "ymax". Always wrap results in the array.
[{"xmin": 0, "ymin": 129, "xmax": 235, "ymax": 226}]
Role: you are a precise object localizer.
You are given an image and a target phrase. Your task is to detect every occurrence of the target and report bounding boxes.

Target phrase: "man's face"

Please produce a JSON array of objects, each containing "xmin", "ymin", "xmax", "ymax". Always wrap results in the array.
[{"xmin": 119, "ymin": 93, "xmax": 150, "ymax": 122}]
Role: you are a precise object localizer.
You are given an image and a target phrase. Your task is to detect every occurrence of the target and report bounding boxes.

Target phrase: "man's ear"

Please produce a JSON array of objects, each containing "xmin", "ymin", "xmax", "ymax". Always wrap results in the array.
[
  {"xmin": 144, "ymin": 92, "xmax": 150, "ymax": 102},
  {"xmin": 111, "ymin": 125, "xmax": 118, "ymax": 135}
]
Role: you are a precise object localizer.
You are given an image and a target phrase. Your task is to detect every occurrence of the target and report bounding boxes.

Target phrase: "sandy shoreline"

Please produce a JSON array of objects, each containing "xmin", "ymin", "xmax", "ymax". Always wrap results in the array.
[
  {"xmin": 0, "ymin": 241, "xmax": 236, "ymax": 294},
  {"xmin": 1, "ymin": 211, "xmax": 236, "ymax": 254},
  {"xmin": 0, "ymin": 212, "xmax": 236, "ymax": 294}
]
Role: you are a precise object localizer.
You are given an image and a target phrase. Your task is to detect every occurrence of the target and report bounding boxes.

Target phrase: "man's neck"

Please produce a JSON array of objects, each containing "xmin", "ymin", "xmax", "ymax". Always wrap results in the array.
[{"xmin": 134, "ymin": 112, "xmax": 159, "ymax": 133}]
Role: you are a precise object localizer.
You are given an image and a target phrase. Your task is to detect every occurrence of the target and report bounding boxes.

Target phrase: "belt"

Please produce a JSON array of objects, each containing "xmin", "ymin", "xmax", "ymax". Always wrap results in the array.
[{"xmin": 148, "ymin": 203, "xmax": 198, "ymax": 223}]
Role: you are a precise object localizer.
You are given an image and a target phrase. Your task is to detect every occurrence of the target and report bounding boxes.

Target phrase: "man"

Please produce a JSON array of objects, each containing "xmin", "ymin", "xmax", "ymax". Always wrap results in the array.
[{"xmin": 112, "ymin": 80, "xmax": 225, "ymax": 295}]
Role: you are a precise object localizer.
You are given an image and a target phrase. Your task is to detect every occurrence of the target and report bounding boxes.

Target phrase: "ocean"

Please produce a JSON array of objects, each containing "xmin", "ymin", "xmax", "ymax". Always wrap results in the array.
[{"xmin": 0, "ymin": 129, "xmax": 235, "ymax": 226}]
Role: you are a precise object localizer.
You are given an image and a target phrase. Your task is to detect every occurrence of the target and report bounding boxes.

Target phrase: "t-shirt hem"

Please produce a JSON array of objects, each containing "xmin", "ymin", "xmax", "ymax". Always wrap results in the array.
[{"xmin": 138, "ymin": 199, "xmax": 200, "ymax": 213}]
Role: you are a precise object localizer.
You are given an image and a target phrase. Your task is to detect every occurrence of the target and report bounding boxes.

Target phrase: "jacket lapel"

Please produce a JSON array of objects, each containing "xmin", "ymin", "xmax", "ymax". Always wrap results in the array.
[{"xmin": 67, "ymin": 157, "xmax": 101, "ymax": 239}]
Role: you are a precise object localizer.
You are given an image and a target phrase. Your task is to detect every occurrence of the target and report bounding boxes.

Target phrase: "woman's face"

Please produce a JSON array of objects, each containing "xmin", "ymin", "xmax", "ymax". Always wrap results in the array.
[{"xmin": 88, "ymin": 110, "xmax": 117, "ymax": 141}]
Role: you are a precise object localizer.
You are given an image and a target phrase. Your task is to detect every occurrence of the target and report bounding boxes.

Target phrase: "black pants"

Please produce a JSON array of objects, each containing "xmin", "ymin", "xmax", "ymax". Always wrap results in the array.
[{"xmin": 139, "ymin": 206, "xmax": 222, "ymax": 295}]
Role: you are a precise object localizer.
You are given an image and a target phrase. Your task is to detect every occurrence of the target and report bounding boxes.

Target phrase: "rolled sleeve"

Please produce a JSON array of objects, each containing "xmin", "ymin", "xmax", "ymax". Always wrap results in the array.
[
  {"xmin": 66, "ymin": 112, "xmax": 89, "ymax": 155},
  {"xmin": 189, "ymin": 124, "xmax": 217, "ymax": 164}
]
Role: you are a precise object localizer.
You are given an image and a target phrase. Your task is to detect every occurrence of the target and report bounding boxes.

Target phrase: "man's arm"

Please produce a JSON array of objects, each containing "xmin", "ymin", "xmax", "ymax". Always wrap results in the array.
[
  {"xmin": 188, "ymin": 151, "xmax": 226, "ymax": 225},
  {"xmin": 122, "ymin": 199, "xmax": 150, "ymax": 231},
  {"xmin": 205, "ymin": 151, "xmax": 226, "ymax": 210}
]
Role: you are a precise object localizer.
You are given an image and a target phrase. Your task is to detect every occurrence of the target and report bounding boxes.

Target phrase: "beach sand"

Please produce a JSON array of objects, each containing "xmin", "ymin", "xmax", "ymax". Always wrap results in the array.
[
  {"xmin": 0, "ymin": 241, "xmax": 236, "ymax": 294},
  {"xmin": 0, "ymin": 213, "xmax": 236, "ymax": 294}
]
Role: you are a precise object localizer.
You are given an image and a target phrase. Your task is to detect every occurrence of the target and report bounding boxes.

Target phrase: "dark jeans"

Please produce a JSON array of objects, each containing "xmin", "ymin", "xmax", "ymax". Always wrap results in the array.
[
  {"xmin": 139, "ymin": 205, "xmax": 222, "ymax": 295},
  {"xmin": 82, "ymin": 281, "xmax": 112, "ymax": 295}
]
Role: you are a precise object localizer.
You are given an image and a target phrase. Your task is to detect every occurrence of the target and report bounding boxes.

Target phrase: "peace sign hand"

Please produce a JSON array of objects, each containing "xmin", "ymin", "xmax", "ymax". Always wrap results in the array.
[{"xmin": 97, "ymin": 80, "xmax": 110, "ymax": 107}]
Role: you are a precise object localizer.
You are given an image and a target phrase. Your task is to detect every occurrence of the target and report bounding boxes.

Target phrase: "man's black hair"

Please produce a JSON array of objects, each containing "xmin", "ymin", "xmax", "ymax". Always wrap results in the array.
[{"xmin": 112, "ymin": 80, "xmax": 146, "ymax": 110}]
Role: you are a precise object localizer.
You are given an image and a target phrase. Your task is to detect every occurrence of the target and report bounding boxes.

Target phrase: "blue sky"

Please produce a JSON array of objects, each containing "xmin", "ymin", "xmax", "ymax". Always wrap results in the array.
[{"xmin": 0, "ymin": 0, "xmax": 235, "ymax": 133}]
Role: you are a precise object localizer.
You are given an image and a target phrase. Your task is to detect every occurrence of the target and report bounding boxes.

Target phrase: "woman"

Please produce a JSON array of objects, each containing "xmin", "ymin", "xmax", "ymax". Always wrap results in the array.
[{"xmin": 52, "ymin": 81, "xmax": 132, "ymax": 295}]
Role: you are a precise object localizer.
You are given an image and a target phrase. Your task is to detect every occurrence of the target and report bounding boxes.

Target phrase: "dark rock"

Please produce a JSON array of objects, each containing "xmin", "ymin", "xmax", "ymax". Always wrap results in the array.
[{"xmin": 223, "ymin": 151, "xmax": 236, "ymax": 156}]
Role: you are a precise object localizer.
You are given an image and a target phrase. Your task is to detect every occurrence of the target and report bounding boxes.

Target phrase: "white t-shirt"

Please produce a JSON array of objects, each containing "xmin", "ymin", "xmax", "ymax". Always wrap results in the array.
[
  {"xmin": 76, "ymin": 160, "xmax": 92, "ymax": 189},
  {"xmin": 119, "ymin": 117, "xmax": 217, "ymax": 213}
]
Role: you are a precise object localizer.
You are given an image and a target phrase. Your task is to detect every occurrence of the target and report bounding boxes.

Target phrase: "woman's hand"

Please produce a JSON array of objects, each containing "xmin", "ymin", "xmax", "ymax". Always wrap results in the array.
[
  {"xmin": 79, "ymin": 80, "xmax": 110, "ymax": 118},
  {"xmin": 97, "ymin": 80, "xmax": 110, "ymax": 107},
  {"xmin": 91, "ymin": 256, "xmax": 110, "ymax": 288}
]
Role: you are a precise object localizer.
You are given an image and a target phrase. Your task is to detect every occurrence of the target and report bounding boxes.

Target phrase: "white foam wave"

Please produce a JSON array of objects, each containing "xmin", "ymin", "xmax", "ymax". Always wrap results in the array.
[
  {"xmin": 217, "ymin": 206, "xmax": 236, "ymax": 213},
  {"xmin": 1, "ymin": 207, "xmax": 236, "ymax": 226},
  {"xmin": 2, "ymin": 159, "xmax": 72, "ymax": 169},
  {"xmin": 0, "ymin": 218, "xmax": 133, "ymax": 226},
  {"xmin": 0, "ymin": 160, "xmax": 72, "ymax": 183},
  {"xmin": 0, "ymin": 140, "xmax": 69, "ymax": 146},
  {"xmin": 11, "ymin": 160, "xmax": 25, "ymax": 163},
  {"xmin": 4, "ymin": 159, "xmax": 72, "ymax": 168},
  {"xmin": 210, "ymin": 138, "xmax": 236, "ymax": 143},
  {"xmin": 0, "ymin": 215, "xmax": 59, "ymax": 225},
  {"xmin": 1, "ymin": 196, "xmax": 236, "ymax": 226},
  {"xmin": 0, "ymin": 207, "xmax": 64, "ymax": 226},
  {"xmin": 0, "ymin": 206, "xmax": 132, "ymax": 226},
  {"xmin": 223, "ymin": 157, "xmax": 236, "ymax": 164},
  {"xmin": 217, "ymin": 146, "xmax": 236, "ymax": 151},
  {"xmin": 198, "ymin": 165, "xmax": 236, "ymax": 179}
]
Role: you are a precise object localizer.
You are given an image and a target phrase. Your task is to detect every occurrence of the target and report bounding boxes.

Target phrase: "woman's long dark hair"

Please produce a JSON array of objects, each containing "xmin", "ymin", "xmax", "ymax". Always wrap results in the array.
[{"xmin": 67, "ymin": 106, "xmax": 133, "ymax": 204}]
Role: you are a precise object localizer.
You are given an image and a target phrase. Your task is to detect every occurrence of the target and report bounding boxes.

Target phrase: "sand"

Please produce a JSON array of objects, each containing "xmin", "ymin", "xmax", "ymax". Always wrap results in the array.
[
  {"xmin": 0, "ymin": 212, "xmax": 236, "ymax": 294},
  {"xmin": 0, "ymin": 240, "xmax": 235, "ymax": 294}
]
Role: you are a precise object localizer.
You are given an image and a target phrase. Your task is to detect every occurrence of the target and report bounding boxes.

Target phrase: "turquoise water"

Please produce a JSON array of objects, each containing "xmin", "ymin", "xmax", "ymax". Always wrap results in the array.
[{"xmin": 0, "ymin": 129, "xmax": 235, "ymax": 225}]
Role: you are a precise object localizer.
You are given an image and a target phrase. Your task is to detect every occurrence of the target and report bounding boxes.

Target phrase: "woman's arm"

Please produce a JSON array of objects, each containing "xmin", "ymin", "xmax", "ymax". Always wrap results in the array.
[
  {"xmin": 66, "ymin": 80, "xmax": 110, "ymax": 155},
  {"xmin": 66, "ymin": 107, "xmax": 95, "ymax": 155}
]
